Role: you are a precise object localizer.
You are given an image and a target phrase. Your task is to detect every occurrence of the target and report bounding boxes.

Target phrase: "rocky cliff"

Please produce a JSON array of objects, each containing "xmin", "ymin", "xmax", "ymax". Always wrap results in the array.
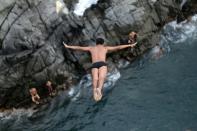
[{"xmin": 0, "ymin": 0, "xmax": 196, "ymax": 108}]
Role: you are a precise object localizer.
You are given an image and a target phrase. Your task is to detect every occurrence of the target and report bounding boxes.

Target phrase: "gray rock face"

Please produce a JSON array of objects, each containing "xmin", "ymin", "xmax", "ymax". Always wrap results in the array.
[{"xmin": 0, "ymin": 0, "xmax": 194, "ymax": 108}]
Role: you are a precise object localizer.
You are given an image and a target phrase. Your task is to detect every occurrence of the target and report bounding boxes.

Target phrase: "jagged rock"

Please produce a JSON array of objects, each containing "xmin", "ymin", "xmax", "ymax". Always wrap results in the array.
[{"xmin": 0, "ymin": 0, "xmax": 196, "ymax": 108}]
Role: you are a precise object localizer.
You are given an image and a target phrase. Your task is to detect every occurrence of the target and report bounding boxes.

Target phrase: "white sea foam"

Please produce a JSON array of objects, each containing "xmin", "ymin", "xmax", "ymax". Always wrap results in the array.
[
  {"xmin": 0, "ymin": 108, "xmax": 37, "ymax": 121},
  {"xmin": 74, "ymin": 0, "xmax": 98, "ymax": 16},
  {"xmin": 160, "ymin": 14, "xmax": 197, "ymax": 50},
  {"xmin": 68, "ymin": 68, "xmax": 121, "ymax": 101},
  {"xmin": 56, "ymin": 0, "xmax": 69, "ymax": 14},
  {"xmin": 192, "ymin": 14, "xmax": 197, "ymax": 21}
]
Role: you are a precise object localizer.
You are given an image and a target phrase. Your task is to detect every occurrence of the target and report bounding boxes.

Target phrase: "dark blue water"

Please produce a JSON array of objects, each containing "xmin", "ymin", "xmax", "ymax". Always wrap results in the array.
[{"xmin": 0, "ymin": 17, "xmax": 197, "ymax": 131}]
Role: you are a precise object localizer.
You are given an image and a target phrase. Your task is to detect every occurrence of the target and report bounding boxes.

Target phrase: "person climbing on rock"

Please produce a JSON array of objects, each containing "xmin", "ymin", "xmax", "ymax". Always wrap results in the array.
[
  {"xmin": 120, "ymin": 31, "xmax": 138, "ymax": 60},
  {"xmin": 63, "ymin": 38, "xmax": 137, "ymax": 101},
  {"xmin": 128, "ymin": 31, "xmax": 137, "ymax": 44},
  {"xmin": 29, "ymin": 88, "xmax": 40, "ymax": 104},
  {"xmin": 45, "ymin": 80, "xmax": 55, "ymax": 96}
]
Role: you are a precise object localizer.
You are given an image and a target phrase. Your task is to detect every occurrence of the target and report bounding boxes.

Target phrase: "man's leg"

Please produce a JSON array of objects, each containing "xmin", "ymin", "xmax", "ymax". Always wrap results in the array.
[
  {"xmin": 91, "ymin": 68, "xmax": 99, "ymax": 100},
  {"xmin": 97, "ymin": 66, "xmax": 107, "ymax": 101}
]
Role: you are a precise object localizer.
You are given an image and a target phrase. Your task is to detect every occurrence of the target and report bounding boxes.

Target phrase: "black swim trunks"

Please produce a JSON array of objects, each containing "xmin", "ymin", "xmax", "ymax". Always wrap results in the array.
[{"xmin": 91, "ymin": 61, "xmax": 107, "ymax": 69}]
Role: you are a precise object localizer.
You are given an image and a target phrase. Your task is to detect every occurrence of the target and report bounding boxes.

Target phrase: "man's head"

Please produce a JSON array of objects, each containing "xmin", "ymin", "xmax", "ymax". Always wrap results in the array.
[
  {"xmin": 29, "ymin": 88, "xmax": 37, "ymax": 95},
  {"xmin": 96, "ymin": 38, "xmax": 104, "ymax": 45},
  {"xmin": 46, "ymin": 81, "xmax": 52, "ymax": 86}
]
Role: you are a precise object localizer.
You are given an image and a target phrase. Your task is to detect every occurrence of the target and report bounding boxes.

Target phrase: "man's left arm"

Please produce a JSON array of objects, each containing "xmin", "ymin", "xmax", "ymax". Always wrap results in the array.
[{"xmin": 106, "ymin": 43, "xmax": 137, "ymax": 52}]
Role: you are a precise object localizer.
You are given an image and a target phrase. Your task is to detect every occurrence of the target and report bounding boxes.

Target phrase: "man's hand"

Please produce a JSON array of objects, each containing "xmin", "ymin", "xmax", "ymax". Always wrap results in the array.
[
  {"xmin": 63, "ymin": 41, "xmax": 69, "ymax": 48},
  {"xmin": 130, "ymin": 42, "xmax": 137, "ymax": 48}
]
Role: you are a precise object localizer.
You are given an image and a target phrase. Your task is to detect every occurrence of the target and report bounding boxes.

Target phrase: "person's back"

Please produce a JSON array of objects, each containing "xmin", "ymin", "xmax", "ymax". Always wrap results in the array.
[{"xmin": 89, "ymin": 45, "xmax": 107, "ymax": 63}]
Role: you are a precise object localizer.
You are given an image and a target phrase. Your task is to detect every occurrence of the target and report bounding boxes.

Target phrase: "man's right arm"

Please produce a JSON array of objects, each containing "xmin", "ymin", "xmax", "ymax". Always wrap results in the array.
[
  {"xmin": 63, "ymin": 42, "xmax": 90, "ymax": 51},
  {"xmin": 106, "ymin": 43, "xmax": 137, "ymax": 52}
]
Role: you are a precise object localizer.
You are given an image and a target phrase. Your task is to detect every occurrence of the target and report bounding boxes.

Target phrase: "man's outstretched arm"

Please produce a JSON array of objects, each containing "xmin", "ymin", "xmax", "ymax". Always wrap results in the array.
[
  {"xmin": 106, "ymin": 42, "xmax": 137, "ymax": 52},
  {"xmin": 63, "ymin": 42, "xmax": 90, "ymax": 51}
]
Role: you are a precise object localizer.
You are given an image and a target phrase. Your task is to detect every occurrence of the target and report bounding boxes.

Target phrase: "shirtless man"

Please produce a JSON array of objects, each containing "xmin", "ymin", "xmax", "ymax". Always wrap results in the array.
[
  {"xmin": 64, "ymin": 38, "xmax": 136, "ymax": 101},
  {"xmin": 29, "ymin": 88, "xmax": 40, "ymax": 104},
  {"xmin": 128, "ymin": 31, "xmax": 137, "ymax": 44}
]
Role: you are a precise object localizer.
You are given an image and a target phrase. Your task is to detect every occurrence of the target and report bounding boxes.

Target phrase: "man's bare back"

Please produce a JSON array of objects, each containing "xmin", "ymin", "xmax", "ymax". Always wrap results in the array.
[
  {"xmin": 64, "ymin": 38, "xmax": 137, "ymax": 101},
  {"xmin": 89, "ymin": 45, "xmax": 107, "ymax": 63}
]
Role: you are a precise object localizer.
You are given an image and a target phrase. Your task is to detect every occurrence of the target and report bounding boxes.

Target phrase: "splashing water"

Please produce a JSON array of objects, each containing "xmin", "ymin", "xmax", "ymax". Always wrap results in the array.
[
  {"xmin": 74, "ymin": 0, "xmax": 99, "ymax": 16},
  {"xmin": 148, "ymin": 15, "xmax": 197, "ymax": 61},
  {"xmin": 68, "ymin": 68, "xmax": 121, "ymax": 101},
  {"xmin": 56, "ymin": 0, "xmax": 69, "ymax": 14},
  {"xmin": 0, "ymin": 108, "xmax": 37, "ymax": 121},
  {"xmin": 161, "ymin": 14, "xmax": 197, "ymax": 46}
]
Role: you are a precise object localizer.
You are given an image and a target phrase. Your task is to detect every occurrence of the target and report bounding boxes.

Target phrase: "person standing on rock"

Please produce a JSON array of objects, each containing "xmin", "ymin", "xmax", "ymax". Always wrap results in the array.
[
  {"xmin": 63, "ymin": 38, "xmax": 137, "ymax": 101},
  {"xmin": 45, "ymin": 81, "xmax": 55, "ymax": 96}
]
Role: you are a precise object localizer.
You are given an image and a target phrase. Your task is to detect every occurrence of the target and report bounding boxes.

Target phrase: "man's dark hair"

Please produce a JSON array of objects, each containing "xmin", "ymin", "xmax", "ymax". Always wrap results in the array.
[{"xmin": 96, "ymin": 38, "xmax": 104, "ymax": 45}]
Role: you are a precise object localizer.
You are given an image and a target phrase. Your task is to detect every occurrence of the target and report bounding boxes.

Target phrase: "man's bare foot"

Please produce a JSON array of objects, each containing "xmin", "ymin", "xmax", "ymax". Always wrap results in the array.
[
  {"xmin": 93, "ymin": 88, "xmax": 102, "ymax": 101},
  {"xmin": 93, "ymin": 88, "xmax": 99, "ymax": 101},
  {"xmin": 95, "ymin": 88, "xmax": 102, "ymax": 101},
  {"xmin": 97, "ymin": 88, "xmax": 103, "ymax": 101}
]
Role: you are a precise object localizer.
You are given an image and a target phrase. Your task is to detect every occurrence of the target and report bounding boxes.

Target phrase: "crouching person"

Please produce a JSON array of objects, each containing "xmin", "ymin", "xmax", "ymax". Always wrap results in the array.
[{"xmin": 29, "ymin": 88, "xmax": 40, "ymax": 104}]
